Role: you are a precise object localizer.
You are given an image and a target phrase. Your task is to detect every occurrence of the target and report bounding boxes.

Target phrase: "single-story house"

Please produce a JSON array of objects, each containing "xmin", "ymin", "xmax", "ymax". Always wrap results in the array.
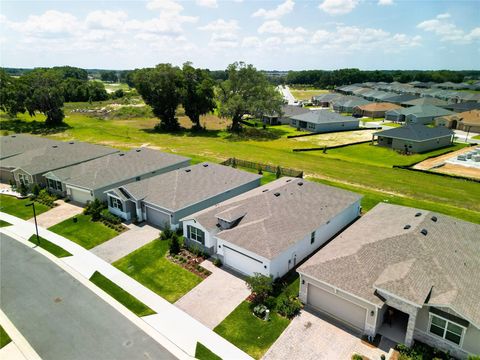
[
  {"xmin": 332, "ymin": 97, "xmax": 372, "ymax": 113},
  {"xmin": 404, "ymin": 105, "xmax": 454, "ymax": 125},
  {"xmin": 262, "ymin": 105, "xmax": 310, "ymax": 125},
  {"xmin": 43, "ymin": 148, "xmax": 190, "ymax": 204},
  {"xmin": 435, "ymin": 110, "xmax": 480, "ymax": 133},
  {"xmin": 353, "ymin": 103, "xmax": 402, "ymax": 119},
  {"xmin": 373, "ymin": 124, "xmax": 454, "ymax": 153},
  {"xmin": 1, "ymin": 141, "xmax": 118, "ymax": 188},
  {"xmin": 311, "ymin": 93, "xmax": 344, "ymax": 107},
  {"xmin": 181, "ymin": 177, "xmax": 362, "ymax": 278},
  {"xmin": 441, "ymin": 102, "xmax": 480, "ymax": 113},
  {"xmin": 290, "ymin": 111, "xmax": 359, "ymax": 133},
  {"xmin": 106, "ymin": 162, "xmax": 261, "ymax": 229},
  {"xmin": 384, "ymin": 94, "xmax": 420, "ymax": 106},
  {"xmin": 402, "ymin": 97, "xmax": 449, "ymax": 107},
  {"xmin": 298, "ymin": 203, "xmax": 480, "ymax": 359},
  {"xmin": 457, "ymin": 92, "xmax": 480, "ymax": 103}
]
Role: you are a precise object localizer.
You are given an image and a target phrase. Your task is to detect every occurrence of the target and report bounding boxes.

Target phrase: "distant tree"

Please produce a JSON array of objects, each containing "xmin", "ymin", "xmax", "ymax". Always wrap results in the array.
[
  {"xmin": 181, "ymin": 62, "xmax": 216, "ymax": 130},
  {"xmin": 51, "ymin": 66, "xmax": 88, "ymax": 81},
  {"xmin": 0, "ymin": 69, "xmax": 27, "ymax": 116},
  {"xmin": 133, "ymin": 64, "xmax": 184, "ymax": 131},
  {"xmin": 101, "ymin": 71, "xmax": 117, "ymax": 83},
  {"xmin": 217, "ymin": 62, "xmax": 283, "ymax": 132},
  {"xmin": 85, "ymin": 81, "xmax": 108, "ymax": 101}
]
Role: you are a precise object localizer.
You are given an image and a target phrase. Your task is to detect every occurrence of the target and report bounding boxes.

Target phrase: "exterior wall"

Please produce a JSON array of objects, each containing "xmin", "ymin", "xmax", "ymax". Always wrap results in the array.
[
  {"xmin": 0, "ymin": 168, "xmax": 14, "ymax": 184},
  {"xmin": 293, "ymin": 119, "xmax": 359, "ymax": 133},
  {"xmin": 12, "ymin": 169, "xmax": 33, "ymax": 187},
  {"xmin": 181, "ymin": 220, "xmax": 216, "ymax": 255},
  {"xmin": 377, "ymin": 136, "xmax": 452, "ymax": 153},
  {"xmin": 406, "ymin": 114, "xmax": 435, "ymax": 125}
]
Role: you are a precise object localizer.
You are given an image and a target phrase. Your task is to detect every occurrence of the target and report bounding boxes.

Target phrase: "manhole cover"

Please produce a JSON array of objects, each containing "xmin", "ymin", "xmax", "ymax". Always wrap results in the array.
[{"xmin": 54, "ymin": 297, "xmax": 63, "ymax": 303}]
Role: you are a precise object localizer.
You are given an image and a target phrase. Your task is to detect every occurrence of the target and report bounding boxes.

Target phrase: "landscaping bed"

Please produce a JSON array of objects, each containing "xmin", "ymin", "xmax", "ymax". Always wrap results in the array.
[{"xmin": 167, "ymin": 248, "xmax": 211, "ymax": 279}]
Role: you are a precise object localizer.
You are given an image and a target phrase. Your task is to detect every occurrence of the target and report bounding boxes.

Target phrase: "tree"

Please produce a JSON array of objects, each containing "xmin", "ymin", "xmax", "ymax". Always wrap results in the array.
[
  {"xmin": 101, "ymin": 71, "xmax": 117, "ymax": 82},
  {"xmin": 0, "ymin": 69, "xmax": 27, "ymax": 116},
  {"xmin": 245, "ymin": 273, "xmax": 274, "ymax": 304},
  {"xmin": 169, "ymin": 233, "xmax": 181, "ymax": 255},
  {"xmin": 133, "ymin": 64, "xmax": 183, "ymax": 131},
  {"xmin": 182, "ymin": 62, "xmax": 216, "ymax": 130},
  {"xmin": 217, "ymin": 62, "xmax": 283, "ymax": 132}
]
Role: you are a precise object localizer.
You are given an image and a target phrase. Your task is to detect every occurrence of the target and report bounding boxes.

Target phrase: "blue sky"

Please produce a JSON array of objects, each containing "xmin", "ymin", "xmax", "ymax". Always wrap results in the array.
[{"xmin": 0, "ymin": 0, "xmax": 479, "ymax": 70}]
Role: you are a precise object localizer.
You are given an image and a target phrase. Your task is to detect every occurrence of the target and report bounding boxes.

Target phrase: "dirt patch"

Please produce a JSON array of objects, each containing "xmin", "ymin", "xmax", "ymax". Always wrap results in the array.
[
  {"xmin": 414, "ymin": 146, "xmax": 473, "ymax": 170},
  {"xmin": 293, "ymin": 130, "xmax": 376, "ymax": 147},
  {"xmin": 432, "ymin": 163, "xmax": 480, "ymax": 180},
  {"xmin": 178, "ymin": 114, "xmax": 230, "ymax": 130}
]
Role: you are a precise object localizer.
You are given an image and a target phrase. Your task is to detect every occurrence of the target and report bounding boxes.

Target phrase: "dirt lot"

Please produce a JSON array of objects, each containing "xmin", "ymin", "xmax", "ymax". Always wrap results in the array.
[
  {"xmin": 293, "ymin": 130, "xmax": 376, "ymax": 147},
  {"xmin": 432, "ymin": 163, "xmax": 480, "ymax": 180},
  {"xmin": 414, "ymin": 147, "xmax": 474, "ymax": 170},
  {"xmin": 179, "ymin": 114, "xmax": 230, "ymax": 130}
]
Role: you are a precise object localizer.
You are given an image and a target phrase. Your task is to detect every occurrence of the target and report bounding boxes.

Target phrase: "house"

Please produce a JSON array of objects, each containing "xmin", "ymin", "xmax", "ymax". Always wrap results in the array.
[
  {"xmin": 262, "ymin": 105, "xmax": 310, "ymax": 125},
  {"xmin": 290, "ymin": 111, "xmax": 359, "ymax": 133},
  {"xmin": 373, "ymin": 124, "xmax": 454, "ymax": 153},
  {"xmin": 332, "ymin": 97, "xmax": 372, "ymax": 113},
  {"xmin": 1, "ymin": 141, "xmax": 118, "ymax": 188},
  {"xmin": 181, "ymin": 177, "xmax": 362, "ymax": 278},
  {"xmin": 353, "ymin": 103, "xmax": 402, "ymax": 119},
  {"xmin": 435, "ymin": 110, "xmax": 480, "ymax": 132},
  {"xmin": 43, "ymin": 148, "xmax": 190, "ymax": 204},
  {"xmin": 403, "ymin": 105, "xmax": 454, "ymax": 125},
  {"xmin": 401, "ymin": 97, "xmax": 449, "ymax": 107},
  {"xmin": 106, "ymin": 162, "xmax": 261, "ymax": 229},
  {"xmin": 441, "ymin": 102, "xmax": 480, "ymax": 113},
  {"xmin": 297, "ymin": 203, "xmax": 480, "ymax": 359},
  {"xmin": 311, "ymin": 93, "xmax": 344, "ymax": 107},
  {"xmin": 385, "ymin": 94, "xmax": 420, "ymax": 106}
]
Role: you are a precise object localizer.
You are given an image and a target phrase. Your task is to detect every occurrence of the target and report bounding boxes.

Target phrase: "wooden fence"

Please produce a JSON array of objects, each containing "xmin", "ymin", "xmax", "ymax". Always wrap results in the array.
[{"xmin": 221, "ymin": 158, "xmax": 303, "ymax": 178}]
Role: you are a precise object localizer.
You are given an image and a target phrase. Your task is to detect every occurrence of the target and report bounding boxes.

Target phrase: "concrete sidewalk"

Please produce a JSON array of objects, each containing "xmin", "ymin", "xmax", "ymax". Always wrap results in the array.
[{"xmin": 0, "ymin": 211, "xmax": 252, "ymax": 360}]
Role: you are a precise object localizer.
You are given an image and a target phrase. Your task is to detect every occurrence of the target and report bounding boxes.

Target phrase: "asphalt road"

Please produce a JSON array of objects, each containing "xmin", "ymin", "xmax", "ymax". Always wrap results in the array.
[{"xmin": 0, "ymin": 234, "xmax": 177, "ymax": 360}]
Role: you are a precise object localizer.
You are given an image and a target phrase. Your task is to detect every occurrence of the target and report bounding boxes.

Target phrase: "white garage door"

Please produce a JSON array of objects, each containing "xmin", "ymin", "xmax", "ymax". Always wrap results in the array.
[
  {"xmin": 69, "ymin": 187, "xmax": 93, "ymax": 204},
  {"xmin": 307, "ymin": 284, "xmax": 366, "ymax": 331},
  {"xmin": 145, "ymin": 206, "xmax": 171, "ymax": 229},
  {"xmin": 223, "ymin": 245, "xmax": 265, "ymax": 276}
]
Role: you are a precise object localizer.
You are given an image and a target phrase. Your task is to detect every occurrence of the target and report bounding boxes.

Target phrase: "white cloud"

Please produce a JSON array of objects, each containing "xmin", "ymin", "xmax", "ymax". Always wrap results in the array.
[
  {"xmin": 196, "ymin": 0, "xmax": 218, "ymax": 8},
  {"xmin": 377, "ymin": 0, "xmax": 394, "ymax": 5},
  {"xmin": 318, "ymin": 0, "xmax": 359, "ymax": 15},
  {"xmin": 85, "ymin": 10, "xmax": 128, "ymax": 30},
  {"xmin": 252, "ymin": 0, "xmax": 295, "ymax": 20},
  {"xmin": 210, "ymin": 32, "xmax": 238, "ymax": 48},
  {"xmin": 199, "ymin": 19, "xmax": 239, "ymax": 32},
  {"xmin": 241, "ymin": 36, "xmax": 262, "ymax": 48},
  {"xmin": 9, "ymin": 10, "xmax": 80, "ymax": 37},
  {"xmin": 437, "ymin": 13, "xmax": 451, "ymax": 19},
  {"xmin": 258, "ymin": 20, "xmax": 307, "ymax": 36},
  {"xmin": 417, "ymin": 13, "xmax": 480, "ymax": 44},
  {"xmin": 146, "ymin": 0, "xmax": 184, "ymax": 12}
]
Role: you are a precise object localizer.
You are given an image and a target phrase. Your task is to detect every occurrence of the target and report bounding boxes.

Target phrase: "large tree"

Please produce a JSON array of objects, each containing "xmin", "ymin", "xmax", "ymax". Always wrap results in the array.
[
  {"xmin": 182, "ymin": 62, "xmax": 216, "ymax": 130},
  {"xmin": 217, "ymin": 62, "xmax": 283, "ymax": 132},
  {"xmin": 133, "ymin": 64, "xmax": 183, "ymax": 131},
  {"xmin": 0, "ymin": 69, "xmax": 27, "ymax": 116}
]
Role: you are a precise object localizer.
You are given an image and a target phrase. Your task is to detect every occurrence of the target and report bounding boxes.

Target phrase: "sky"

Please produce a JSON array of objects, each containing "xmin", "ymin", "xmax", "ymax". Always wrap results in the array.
[{"xmin": 0, "ymin": 0, "xmax": 479, "ymax": 71}]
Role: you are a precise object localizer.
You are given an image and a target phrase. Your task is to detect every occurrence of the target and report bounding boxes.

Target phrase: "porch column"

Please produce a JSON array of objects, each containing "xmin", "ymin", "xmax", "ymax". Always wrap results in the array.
[
  {"xmin": 404, "ymin": 309, "xmax": 418, "ymax": 347},
  {"xmin": 135, "ymin": 202, "xmax": 143, "ymax": 222}
]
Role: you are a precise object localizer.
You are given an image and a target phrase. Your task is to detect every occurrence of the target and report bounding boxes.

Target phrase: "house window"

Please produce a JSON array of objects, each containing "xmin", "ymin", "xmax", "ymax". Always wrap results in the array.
[
  {"xmin": 18, "ymin": 174, "xmax": 29, "ymax": 185},
  {"xmin": 187, "ymin": 225, "xmax": 205, "ymax": 245},
  {"xmin": 109, "ymin": 197, "xmax": 123, "ymax": 211},
  {"xmin": 48, "ymin": 179, "xmax": 62, "ymax": 191},
  {"xmin": 308, "ymin": 123, "xmax": 315, "ymax": 130},
  {"xmin": 429, "ymin": 314, "xmax": 464, "ymax": 346},
  {"xmin": 311, "ymin": 231, "xmax": 315, "ymax": 244}
]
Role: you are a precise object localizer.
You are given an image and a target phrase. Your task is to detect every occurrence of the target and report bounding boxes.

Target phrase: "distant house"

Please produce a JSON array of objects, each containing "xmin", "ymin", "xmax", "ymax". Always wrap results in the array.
[
  {"xmin": 181, "ymin": 177, "xmax": 362, "ymax": 278},
  {"xmin": 43, "ymin": 148, "xmax": 190, "ymax": 204},
  {"xmin": 262, "ymin": 105, "xmax": 310, "ymax": 125},
  {"xmin": 298, "ymin": 203, "xmax": 480, "ymax": 359},
  {"xmin": 106, "ymin": 163, "xmax": 261, "ymax": 229},
  {"xmin": 290, "ymin": 111, "xmax": 359, "ymax": 133},
  {"xmin": 401, "ymin": 97, "xmax": 449, "ymax": 107},
  {"xmin": 311, "ymin": 93, "xmax": 344, "ymax": 107},
  {"xmin": 384, "ymin": 94, "xmax": 420, "ymax": 106},
  {"xmin": 385, "ymin": 105, "xmax": 454, "ymax": 125},
  {"xmin": 353, "ymin": 103, "xmax": 402, "ymax": 119},
  {"xmin": 435, "ymin": 110, "xmax": 480, "ymax": 132},
  {"xmin": 441, "ymin": 102, "xmax": 480, "ymax": 113},
  {"xmin": 373, "ymin": 124, "xmax": 454, "ymax": 153},
  {"xmin": 1, "ymin": 141, "xmax": 118, "ymax": 188},
  {"xmin": 332, "ymin": 97, "xmax": 372, "ymax": 113}
]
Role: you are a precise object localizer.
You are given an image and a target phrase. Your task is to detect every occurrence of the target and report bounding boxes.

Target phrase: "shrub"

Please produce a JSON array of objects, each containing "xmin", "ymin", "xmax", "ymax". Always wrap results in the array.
[
  {"xmin": 19, "ymin": 182, "xmax": 29, "ymax": 197},
  {"xmin": 160, "ymin": 224, "xmax": 174, "ymax": 241},
  {"xmin": 31, "ymin": 183, "xmax": 41, "ymax": 197},
  {"xmin": 169, "ymin": 233, "xmax": 181, "ymax": 255},
  {"xmin": 264, "ymin": 296, "xmax": 277, "ymax": 310},
  {"xmin": 245, "ymin": 273, "xmax": 274, "ymax": 305},
  {"xmin": 36, "ymin": 189, "xmax": 56, "ymax": 207},
  {"xmin": 352, "ymin": 355, "xmax": 363, "ymax": 360},
  {"xmin": 213, "ymin": 258, "xmax": 222, "ymax": 267},
  {"xmin": 253, "ymin": 304, "xmax": 268, "ymax": 319},
  {"xmin": 101, "ymin": 209, "xmax": 121, "ymax": 225},
  {"xmin": 84, "ymin": 198, "xmax": 105, "ymax": 221},
  {"xmin": 276, "ymin": 295, "xmax": 302, "ymax": 318}
]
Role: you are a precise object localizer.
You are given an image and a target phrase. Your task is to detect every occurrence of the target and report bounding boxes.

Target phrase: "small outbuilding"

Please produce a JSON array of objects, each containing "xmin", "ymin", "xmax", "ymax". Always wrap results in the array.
[{"xmin": 290, "ymin": 110, "xmax": 359, "ymax": 132}]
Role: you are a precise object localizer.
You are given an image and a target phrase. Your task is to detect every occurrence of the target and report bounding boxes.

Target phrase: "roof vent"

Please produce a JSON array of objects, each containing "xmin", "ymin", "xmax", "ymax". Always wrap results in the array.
[
  {"xmin": 136, "ymin": 149, "xmax": 141, "ymax": 152},
  {"xmin": 274, "ymin": 192, "xmax": 281, "ymax": 197},
  {"xmin": 431, "ymin": 216, "xmax": 437, "ymax": 222},
  {"xmin": 69, "ymin": 141, "xmax": 74, "ymax": 144},
  {"xmin": 262, "ymin": 189, "xmax": 269, "ymax": 192},
  {"xmin": 286, "ymin": 179, "xmax": 292, "ymax": 182},
  {"xmin": 11, "ymin": 135, "xmax": 16, "ymax": 138},
  {"xmin": 185, "ymin": 169, "xmax": 191, "ymax": 172},
  {"xmin": 420, "ymin": 229, "xmax": 428, "ymax": 236},
  {"xmin": 404, "ymin": 225, "xmax": 411, "ymax": 229},
  {"xmin": 298, "ymin": 182, "xmax": 303, "ymax": 186},
  {"xmin": 203, "ymin": 164, "xmax": 209, "ymax": 167},
  {"xmin": 415, "ymin": 212, "xmax": 422, "ymax": 217},
  {"xmin": 52, "ymin": 145, "xmax": 58, "ymax": 148},
  {"xmin": 119, "ymin": 153, "xmax": 125, "ymax": 156}
]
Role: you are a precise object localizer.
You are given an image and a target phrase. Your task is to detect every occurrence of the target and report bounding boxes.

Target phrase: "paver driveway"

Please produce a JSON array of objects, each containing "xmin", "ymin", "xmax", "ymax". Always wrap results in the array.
[
  {"xmin": 90, "ymin": 223, "xmax": 159, "ymax": 263},
  {"xmin": 28, "ymin": 200, "xmax": 83, "ymax": 228},
  {"xmin": 175, "ymin": 260, "xmax": 250, "ymax": 329},
  {"xmin": 263, "ymin": 309, "xmax": 389, "ymax": 360}
]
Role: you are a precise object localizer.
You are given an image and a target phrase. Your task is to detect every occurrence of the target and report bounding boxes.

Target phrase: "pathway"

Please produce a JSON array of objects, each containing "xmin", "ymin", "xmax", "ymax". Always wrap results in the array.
[
  {"xmin": 28, "ymin": 200, "xmax": 83, "ymax": 228},
  {"xmin": 90, "ymin": 223, "xmax": 159, "ymax": 263}
]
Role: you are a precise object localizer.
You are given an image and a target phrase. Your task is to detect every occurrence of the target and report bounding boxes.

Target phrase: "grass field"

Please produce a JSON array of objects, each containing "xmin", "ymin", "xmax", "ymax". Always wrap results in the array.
[
  {"xmin": 113, "ymin": 239, "xmax": 202, "ymax": 303},
  {"xmin": 290, "ymin": 89, "xmax": 329, "ymax": 101},
  {"xmin": 1, "ymin": 108, "xmax": 479, "ymax": 224},
  {"xmin": 0, "ymin": 326, "xmax": 11, "ymax": 349},
  {"xmin": 0, "ymin": 195, "xmax": 50, "ymax": 220},
  {"xmin": 0, "ymin": 220, "xmax": 11, "ymax": 227},
  {"xmin": 195, "ymin": 343, "xmax": 222, "ymax": 360},
  {"xmin": 89, "ymin": 271, "xmax": 156, "ymax": 317},
  {"xmin": 473, "ymin": 135, "xmax": 480, "ymax": 140},
  {"xmin": 28, "ymin": 234, "xmax": 72, "ymax": 257},
  {"xmin": 48, "ymin": 214, "xmax": 119, "ymax": 249}
]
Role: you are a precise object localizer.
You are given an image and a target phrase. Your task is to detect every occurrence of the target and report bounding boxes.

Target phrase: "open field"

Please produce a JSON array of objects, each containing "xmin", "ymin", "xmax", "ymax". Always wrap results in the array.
[
  {"xmin": 290, "ymin": 89, "xmax": 329, "ymax": 100},
  {"xmin": 432, "ymin": 164, "xmax": 480, "ymax": 180},
  {"xmin": 1, "ymin": 107, "xmax": 479, "ymax": 223},
  {"xmin": 293, "ymin": 129, "xmax": 376, "ymax": 147}
]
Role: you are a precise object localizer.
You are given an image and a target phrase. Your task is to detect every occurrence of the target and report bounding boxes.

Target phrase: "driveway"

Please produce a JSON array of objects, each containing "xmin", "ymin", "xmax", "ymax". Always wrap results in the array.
[
  {"xmin": 28, "ymin": 200, "xmax": 83, "ymax": 228},
  {"xmin": 90, "ymin": 223, "xmax": 159, "ymax": 263},
  {"xmin": 263, "ymin": 309, "xmax": 389, "ymax": 360},
  {"xmin": 175, "ymin": 260, "xmax": 250, "ymax": 329},
  {"xmin": 0, "ymin": 234, "xmax": 176, "ymax": 360}
]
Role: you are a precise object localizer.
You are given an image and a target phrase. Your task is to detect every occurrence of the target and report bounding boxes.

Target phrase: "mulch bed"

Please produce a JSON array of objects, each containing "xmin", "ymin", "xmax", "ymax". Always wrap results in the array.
[{"xmin": 167, "ymin": 249, "xmax": 211, "ymax": 279}]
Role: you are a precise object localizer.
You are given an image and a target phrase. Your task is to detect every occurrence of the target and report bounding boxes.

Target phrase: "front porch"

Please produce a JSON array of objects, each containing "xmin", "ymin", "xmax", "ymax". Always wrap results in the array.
[{"xmin": 378, "ymin": 306, "xmax": 409, "ymax": 344}]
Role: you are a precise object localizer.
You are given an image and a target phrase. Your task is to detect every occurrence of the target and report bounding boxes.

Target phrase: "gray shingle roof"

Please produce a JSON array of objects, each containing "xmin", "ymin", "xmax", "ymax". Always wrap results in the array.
[
  {"xmin": 404, "ymin": 104, "xmax": 454, "ymax": 118},
  {"xmin": 402, "ymin": 97, "xmax": 449, "ymax": 107},
  {"xmin": 290, "ymin": 110, "xmax": 358, "ymax": 124},
  {"xmin": 384, "ymin": 94, "xmax": 420, "ymax": 104},
  {"xmin": 184, "ymin": 177, "xmax": 362, "ymax": 260},
  {"xmin": 120, "ymin": 162, "xmax": 261, "ymax": 212},
  {"xmin": 0, "ymin": 134, "xmax": 62, "ymax": 160},
  {"xmin": 298, "ymin": 203, "xmax": 480, "ymax": 327},
  {"xmin": 374, "ymin": 124, "xmax": 453, "ymax": 141},
  {"xmin": 2, "ymin": 141, "xmax": 118, "ymax": 175},
  {"xmin": 278, "ymin": 105, "xmax": 310, "ymax": 118},
  {"xmin": 46, "ymin": 148, "xmax": 190, "ymax": 190}
]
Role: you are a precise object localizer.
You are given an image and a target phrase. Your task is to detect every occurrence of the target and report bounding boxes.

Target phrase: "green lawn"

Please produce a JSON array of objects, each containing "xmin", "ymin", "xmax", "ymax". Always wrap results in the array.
[
  {"xmin": 0, "ymin": 325, "xmax": 11, "ymax": 349},
  {"xmin": 0, "ymin": 195, "xmax": 50, "ymax": 220},
  {"xmin": 290, "ymin": 89, "xmax": 329, "ymax": 101},
  {"xmin": 28, "ymin": 234, "xmax": 72, "ymax": 257},
  {"xmin": 48, "ymin": 214, "xmax": 119, "ymax": 249},
  {"xmin": 89, "ymin": 271, "xmax": 155, "ymax": 317},
  {"xmin": 236, "ymin": 166, "xmax": 279, "ymax": 185},
  {"xmin": 113, "ymin": 239, "xmax": 202, "ymax": 303},
  {"xmin": 214, "ymin": 301, "xmax": 290, "ymax": 359},
  {"xmin": 473, "ymin": 135, "xmax": 480, "ymax": 140},
  {"xmin": 195, "ymin": 342, "xmax": 222, "ymax": 360},
  {"xmin": 0, "ymin": 219, "xmax": 11, "ymax": 227}
]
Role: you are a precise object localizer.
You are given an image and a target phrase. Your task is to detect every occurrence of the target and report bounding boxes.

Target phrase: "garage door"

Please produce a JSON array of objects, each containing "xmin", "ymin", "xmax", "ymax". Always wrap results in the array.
[
  {"xmin": 223, "ymin": 245, "xmax": 265, "ymax": 276},
  {"xmin": 145, "ymin": 206, "xmax": 170, "ymax": 229},
  {"xmin": 307, "ymin": 284, "xmax": 366, "ymax": 331},
  {"xmin": 69, "ymin": 187, "xmax": 93, "ymax": 204},
  {"xmin": 0, "ymin": 169, "xmax": 13, "ymax": 184}
]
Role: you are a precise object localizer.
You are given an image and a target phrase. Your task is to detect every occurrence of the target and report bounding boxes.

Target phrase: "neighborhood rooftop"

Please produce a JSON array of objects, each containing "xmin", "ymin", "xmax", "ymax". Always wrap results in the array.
[
  {"xmin": 374, "ymin": 124, "xmax": 453, "ymax": 142},
  {"xmin": 0, "ymin": 134, "xmax": 62, "ymax": 160},
  {"xmin": 290, "ymin": 110, "xmax": 358, "ymax": 124},
  {"xmin": 298, "ymin": 203, "xmax": 480, "ymax": 327},
  {"xmin": 185, "ymin": 177, "xmax": 362, "ymax": 260}
]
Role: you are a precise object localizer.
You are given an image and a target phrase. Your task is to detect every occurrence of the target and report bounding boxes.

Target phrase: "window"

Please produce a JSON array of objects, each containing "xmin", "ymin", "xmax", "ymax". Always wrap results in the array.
[
  {"xmin": 48, "ymin": 179, "xmax": 62, "ymax": 191},
  {"xmin": 18, "ymin": 173, "xmax": 29, "ymax": 185},
  {"xmin": 291, "ymin": 120, "xmax": 296, "ymax": 125},
  {"xmin": 109, "ymin": 197, "xmax": 123, "ymax": 211},
  {"xmin": 187, "ymin": 225, "xmax": 205, "ymax": 245},
  {"xmin": 311, "ymin": 231, "xmax": 315, "ymax": 244},
  {"xmin": 429, "ymin": 314, "xmax": 464, "ymax": 346}
]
